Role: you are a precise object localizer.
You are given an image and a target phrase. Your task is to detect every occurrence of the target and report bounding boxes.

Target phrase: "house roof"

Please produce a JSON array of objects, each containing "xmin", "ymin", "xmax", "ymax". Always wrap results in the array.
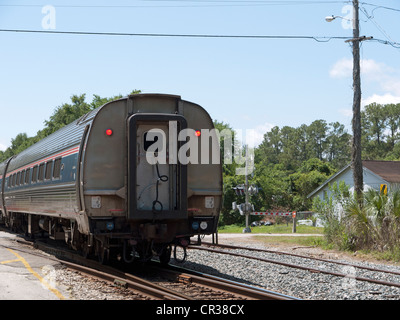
[
  {"xmin": 362, "ymin": 160, "xmax": 400, "ymax": 183},
  {"xmin": 307, "ymin": 160, "xmax": 400, "ymax": 198}
]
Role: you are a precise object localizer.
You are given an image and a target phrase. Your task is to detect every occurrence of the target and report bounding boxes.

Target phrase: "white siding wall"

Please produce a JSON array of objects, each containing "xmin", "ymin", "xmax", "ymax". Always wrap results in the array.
[{"xmin": 313, "ymin": 168, "xmax": 387, "ymax": 201}]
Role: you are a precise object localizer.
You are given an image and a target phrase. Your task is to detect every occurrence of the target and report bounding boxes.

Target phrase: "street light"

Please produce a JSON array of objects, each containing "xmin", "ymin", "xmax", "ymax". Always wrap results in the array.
[
  {"xmin": 325, "ymin": 15, "xmax": 352, "ymax": 23},
  {"xmin": 325, "ymin": 15, "xmax": 337, "ymax": 22}
]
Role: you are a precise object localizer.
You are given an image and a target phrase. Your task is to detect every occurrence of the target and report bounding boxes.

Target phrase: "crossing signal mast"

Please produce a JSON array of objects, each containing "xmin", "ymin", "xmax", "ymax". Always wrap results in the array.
[{"xmin": 231, "ymin": 145, "xmax": 259, "ymax": 233}]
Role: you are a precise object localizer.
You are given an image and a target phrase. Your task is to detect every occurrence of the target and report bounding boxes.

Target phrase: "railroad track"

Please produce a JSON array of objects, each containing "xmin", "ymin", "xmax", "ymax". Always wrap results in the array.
[
  {"xmin": 191, "ymin": 242, "xmax": 400, "ymax": 290},
  {"xmin": 11, "ymin": 237, "xmax": 296, "ymax": 300},
  {"xmin": 145, "ymin": 263, "xmax": 298, "ymax": 300}
]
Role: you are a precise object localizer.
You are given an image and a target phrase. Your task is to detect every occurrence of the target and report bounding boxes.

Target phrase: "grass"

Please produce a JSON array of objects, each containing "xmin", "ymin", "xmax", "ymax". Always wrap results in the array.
[
  {"xmin": 218, "ymin": 223, "xmax": 324, "ymax": 234},
  {"xmin": 217, "ymin": 223, "xmax": 325, "ymax": 249},
  {"xmin": 253, "ymin": 235, "xmax": 325, "ymax": 247},
  {"xmin": 218, "ymin": 223, "xmax": 400, "ymax": 263}
]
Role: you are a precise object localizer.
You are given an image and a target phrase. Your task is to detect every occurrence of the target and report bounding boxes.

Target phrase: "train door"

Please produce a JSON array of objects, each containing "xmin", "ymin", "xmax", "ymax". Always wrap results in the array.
[
  {"xmin": 127, "ymin": 114, "xmax": 187, "ymax": 220},
  {"xmin": 136, "ymin": 123, "xmax": 170, "ymax": 211}
]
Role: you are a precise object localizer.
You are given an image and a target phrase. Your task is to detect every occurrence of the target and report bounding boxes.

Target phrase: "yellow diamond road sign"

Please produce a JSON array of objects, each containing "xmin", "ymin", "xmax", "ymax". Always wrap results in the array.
[{"xmin": 380, "ymin": 184, "xmax": 387, "ymax": 195}]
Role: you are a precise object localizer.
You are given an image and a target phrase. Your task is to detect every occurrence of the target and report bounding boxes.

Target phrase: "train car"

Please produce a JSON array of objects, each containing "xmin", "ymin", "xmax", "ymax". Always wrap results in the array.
[{"xmin": 0, "ymin": 94, "xmax": 223, "ymax": 263}]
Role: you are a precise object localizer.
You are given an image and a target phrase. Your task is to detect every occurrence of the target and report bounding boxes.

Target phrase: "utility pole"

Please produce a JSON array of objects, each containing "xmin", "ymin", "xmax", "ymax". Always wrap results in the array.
[
  {"xmin": 326, "ymin": 0, "xmax": 372, "ymax": 203},
  {"xmin": 350, "ymin": 0, "xmax": 364, "ymax": 202}
]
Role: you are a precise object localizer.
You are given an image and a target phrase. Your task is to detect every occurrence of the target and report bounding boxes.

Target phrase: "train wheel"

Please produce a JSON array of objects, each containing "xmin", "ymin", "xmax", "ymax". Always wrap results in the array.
[
  {"xmin": 159, "ymin": 245, "xmax": 171, "ymax": 265},
  {"xmin": 173, "ymin": 245, "xmax": 187, "ymax": 263},
  {"xmin": 96, "ymin": 240, "xmax": 108, "ymax": 264},
  {"xmin": 123, "ymin": 240, "xmax": 135, "ymax": 263},
  {"xmin": 81, "ymin": 240, "xmax": 91, "ymax": 259}
]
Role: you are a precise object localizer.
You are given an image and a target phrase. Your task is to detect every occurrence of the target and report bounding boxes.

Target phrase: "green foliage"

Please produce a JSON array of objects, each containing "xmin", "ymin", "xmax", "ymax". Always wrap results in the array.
[
  {"xmin": 314, "ymin": 182, "xmax": 400, "ymax": 257},
  {"xmin": 361, "ymin": 102, "xmax": 400, "ymax": 160}
]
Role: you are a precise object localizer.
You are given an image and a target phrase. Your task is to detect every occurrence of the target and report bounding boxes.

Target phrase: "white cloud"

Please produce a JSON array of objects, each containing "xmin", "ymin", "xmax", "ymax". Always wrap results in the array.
[
  {"xmin": 339, "ymin": 108, "xmax": 353, "ymax": 118},
  {"xmin": 234, "ymin": 122, "xmax": 274, "ymax": 148},
  {"xmin": 330, "ymin": 58, "xmax": 353, "ymax": 78},
  {"xmin": 362, "ymin": 93, "xmax": 400, "ymax": 107},
  {"xmin": 329, "ymin": 58, "xmax": 391, "ymax": 80},
  {"xmin": 0, "ymin": 143, "xmax": 7, "ymax": 151},
  {"xmin": 331, "ymin": 58, "xmax": 400, "ymax": 109},
  {"xmin": 249, "ymin": 122, "xmax": 274, "ymax": 147}
]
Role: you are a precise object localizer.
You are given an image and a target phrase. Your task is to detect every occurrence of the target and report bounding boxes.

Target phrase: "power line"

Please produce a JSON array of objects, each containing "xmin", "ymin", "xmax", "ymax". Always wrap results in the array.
[
  {"xmin": 359, "ymin": 5, "xmax": 400, "ymax": 50},
  {"xmin": 0, "ymin": 1, "xmax": 351, "ymax": 8},
  {"xmin": 2, "ymin": 28, "xmax": 397, "ymax": 48},
  {"xmin": 360, "ymin": 2, "xmax": 400, "ymax": 14},
  {"xmin": 0, "ymin": 28, "xmax": 350, "ymax": 42}
]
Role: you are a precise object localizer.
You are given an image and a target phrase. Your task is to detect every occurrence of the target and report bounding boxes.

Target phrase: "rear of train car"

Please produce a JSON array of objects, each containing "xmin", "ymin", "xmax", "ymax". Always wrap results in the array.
[{"xmin": 0, "ymin": 94, "xmax": 223, "ymax": 263}]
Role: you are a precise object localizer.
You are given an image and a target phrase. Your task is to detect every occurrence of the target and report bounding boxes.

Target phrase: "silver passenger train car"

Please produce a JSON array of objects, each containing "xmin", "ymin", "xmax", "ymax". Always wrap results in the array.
[{"xmin": 0, "ymin": 94, "xmax": 222, "ymax": 263}]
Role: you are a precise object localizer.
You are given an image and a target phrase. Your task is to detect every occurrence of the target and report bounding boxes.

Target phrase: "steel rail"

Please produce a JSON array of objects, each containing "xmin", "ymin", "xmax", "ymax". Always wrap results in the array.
[
  {"xmin": 190, "ymin": 243, "xmax": 400, "ymax": 289},
  {"xmin": 200, "ymin": 241, "xmax": 400, "ymax": 278},
  {"xmin": 32, "ymin": 240, "xmax": 193, "ymax": 300},
  {"xmin": 33, "ymin": 239, "xmax": 296, "ymax": 300},
  {"xmin": 152, "ymin": 263, "xmax": 299, "ymax": 300},
  {"xmin": 16, "ymin": 237, "xmax": 295, "ymax": 300},
  {"xmin": 59, "ymin": 259, "xmax": 191, "ymax": 300}
]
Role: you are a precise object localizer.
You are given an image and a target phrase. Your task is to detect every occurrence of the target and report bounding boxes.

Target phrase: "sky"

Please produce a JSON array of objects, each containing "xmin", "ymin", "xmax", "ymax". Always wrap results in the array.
[{"xmin": 1, "ymin": 0, "xmax": 400, "ymax": 151}]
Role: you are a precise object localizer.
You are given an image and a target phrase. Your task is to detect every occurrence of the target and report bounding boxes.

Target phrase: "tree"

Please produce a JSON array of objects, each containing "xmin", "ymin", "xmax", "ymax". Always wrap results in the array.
[
  {"xmin": 384, "ymin": 103, "xmax": 400, "ymax": 149},
  {"xmin": 306, "ymin": 120, "xmax": 328, "ymax": 161},
  {"xmin": 325, "ymin": 122, "xmax": 351, "ymax": 168},
  {"xmin": 362, "ymin": 103, "xmax": 386, "ymax": 146},
  {"xmin": 289, "ymin": 158, "xmax": 336, "ymax": 210}
]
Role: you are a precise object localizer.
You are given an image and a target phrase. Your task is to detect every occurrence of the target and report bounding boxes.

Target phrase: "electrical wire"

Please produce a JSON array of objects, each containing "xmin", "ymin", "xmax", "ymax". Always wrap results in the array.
[
  {"xmin": 360, "ymin": 3, "xmax": 400, "ymax": 15},
  {"xmin": 0, "ymin": 28, "xmax": 350, "ymax": 42},
  {"xmin": 360, "ymin": 5, "xmax": 400, "ymax": 50},
  {"xmin": 0, "ymin": 1, "xmax": 352, "ymax": 8}
]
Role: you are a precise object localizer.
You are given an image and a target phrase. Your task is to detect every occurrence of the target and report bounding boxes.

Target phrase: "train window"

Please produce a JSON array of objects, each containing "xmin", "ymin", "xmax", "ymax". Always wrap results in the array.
[
  {"xmin": 12, "ymin": 173, "xmax": 16, "ymax": 187},
  {"xmin": 45, "ymin": 160, "xmax": 53, "ymax": 180},
  {"xmin": 25, "ymin": 168, "xmax": 30, "ymax": 184},
  {"xmin": 38, "ymin": 163, "xmax": 45, "ymax": 181},
  {"xmin": 20, "ymin": 170, "xmax": 25, "ymax": 185},
  {"xmin": 32, "ymin": 165, "xmax": 38, "ymax": 183},
  {"xmin": 53, "ymin": 158, "xmax": 62, "ymax": 179},
  {"xmin": 16, "ymin": 172, "xmax": 20, "ymax": 186}
]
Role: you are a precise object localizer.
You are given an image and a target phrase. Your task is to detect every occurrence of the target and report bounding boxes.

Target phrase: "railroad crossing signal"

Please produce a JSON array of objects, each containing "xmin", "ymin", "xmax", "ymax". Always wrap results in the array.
[
  {"xmin": 233, "ymin": 185, "xmax": 245, "ymax": 196},
  {"xmin": 380, "ymin": 184, "xmax": 388, "ymax": 195},
  {"xmin": 232, "ymin": 184, "xmax": 260, "ymax": 196}
]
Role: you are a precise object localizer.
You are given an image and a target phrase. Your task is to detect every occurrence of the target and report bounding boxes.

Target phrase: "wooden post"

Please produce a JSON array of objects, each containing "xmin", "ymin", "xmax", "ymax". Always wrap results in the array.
[
  {"xmin": 292, "ymin": 212, "xmax": 297, "ymax": 233},
  {"xmin": 351, "ymin": 0, "xmax": 363, "ymax": 203}
]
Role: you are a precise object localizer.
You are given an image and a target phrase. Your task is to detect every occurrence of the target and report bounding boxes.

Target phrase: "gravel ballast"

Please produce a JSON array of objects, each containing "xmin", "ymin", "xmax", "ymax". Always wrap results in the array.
[{"xmin": 169, "ymin": 234, "xmax": 400, "ymax": 300}]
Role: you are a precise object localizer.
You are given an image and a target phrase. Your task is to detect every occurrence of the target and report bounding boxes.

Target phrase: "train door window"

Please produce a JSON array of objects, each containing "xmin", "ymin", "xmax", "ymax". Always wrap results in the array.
[
  {"xmin": 45, "ymin": 160, "xmax": 53, "ymax": 180},
  {"xmin": 16, "ymin": 172, "xmax": 20, "ymax": 186},
  {"xmin": 53, "ymin": 158, "xmax": 61, "ymax": 179},
  {"xmin": 38, "ymin": 163, "xmax": 45, "ymax": 181},
  {"xmin": 143, "ymin": 132, "xmax": 160, "ymax": 152},
  {"xmin": 32, "ymin": 165, "xmax": 38, "ymax": 183},
  {"xmin": 25, "ymin": 168, "xmax": 31, "ymax": 184}
]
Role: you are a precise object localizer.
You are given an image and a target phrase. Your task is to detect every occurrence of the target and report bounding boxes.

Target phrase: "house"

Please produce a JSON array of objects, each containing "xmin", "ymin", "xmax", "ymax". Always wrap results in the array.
[{"xmin": 307, "ymin": 160, "xmax": 400, "ymax": 201}]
